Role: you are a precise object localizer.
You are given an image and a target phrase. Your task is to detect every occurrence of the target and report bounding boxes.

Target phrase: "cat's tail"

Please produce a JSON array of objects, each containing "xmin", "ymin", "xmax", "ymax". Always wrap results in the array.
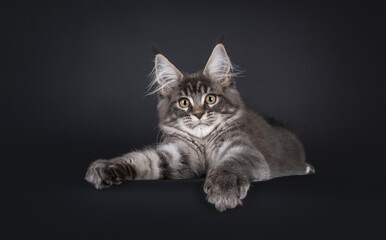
[{"xmin": 305, "ymin": 163, "xmax": 315, "ymax": 175}]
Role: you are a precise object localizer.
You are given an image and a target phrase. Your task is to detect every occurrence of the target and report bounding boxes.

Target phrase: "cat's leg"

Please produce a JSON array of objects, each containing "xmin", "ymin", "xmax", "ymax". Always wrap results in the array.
[
  {"xmin": 85, "ymin": 142, "xmax": 197, "ymax": 189},
  {"xmin": 204, "ymin": 145, "xmax": 270, "ymax": 212}
]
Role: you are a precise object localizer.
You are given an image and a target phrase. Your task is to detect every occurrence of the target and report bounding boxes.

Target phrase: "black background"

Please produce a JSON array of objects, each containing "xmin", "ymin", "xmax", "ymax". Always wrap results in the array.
[{"xmin": 1, "ymin": 0, "xmax": 386, "ymax": 239}]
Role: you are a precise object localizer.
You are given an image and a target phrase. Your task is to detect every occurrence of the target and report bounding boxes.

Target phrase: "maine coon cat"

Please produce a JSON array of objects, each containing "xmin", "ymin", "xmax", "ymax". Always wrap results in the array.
[{"xmin": 85, "ymin": 42, "xmax": 315, "ymax": 211}]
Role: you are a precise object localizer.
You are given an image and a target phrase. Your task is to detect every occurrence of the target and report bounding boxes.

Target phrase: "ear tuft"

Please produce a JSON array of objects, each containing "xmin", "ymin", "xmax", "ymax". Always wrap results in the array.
[
  {"xmin": 151, "ymin": 43, "xmax": 162, "ymax": 55},
  {"xmin": 148, "ymin": 54, "xmax": 183, "ymax": 95},
  {"xmin": 203, "ymin": 44, "xmax": 238, "ymax": 86},
  {"xmin": 216, "ymin": 34, "xmax": 225, "ymax": 44}
]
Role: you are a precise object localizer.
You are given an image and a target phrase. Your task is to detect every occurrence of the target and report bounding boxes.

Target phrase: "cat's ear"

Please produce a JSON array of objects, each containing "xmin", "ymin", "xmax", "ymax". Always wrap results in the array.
[
  {"xmin": 203, "ymin": 44, "xmax": 233, "ymax": 86},
  {"xmin": 153, "ymin": 54, "xmax": 183, "ymax": 95}
]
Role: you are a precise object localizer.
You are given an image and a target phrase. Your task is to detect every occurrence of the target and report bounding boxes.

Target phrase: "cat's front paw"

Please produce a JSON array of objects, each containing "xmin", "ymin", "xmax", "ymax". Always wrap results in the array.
[
  {"xmin": 85, "ymin": 159, "xmax": 134, "ymax": 189},
  {"xmin": 204, "ymin": 169, "xmax": 250, "ymax": 212}
]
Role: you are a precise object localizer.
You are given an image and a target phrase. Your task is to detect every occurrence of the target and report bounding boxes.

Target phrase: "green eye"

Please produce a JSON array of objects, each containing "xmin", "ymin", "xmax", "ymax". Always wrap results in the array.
[
  {"xmin": 179, "ymin": 98, "xmax": 190, "ymax": 108},
  {"xmin": 206, "ymin": 94, "xmax": 216, "ymax": 104}
]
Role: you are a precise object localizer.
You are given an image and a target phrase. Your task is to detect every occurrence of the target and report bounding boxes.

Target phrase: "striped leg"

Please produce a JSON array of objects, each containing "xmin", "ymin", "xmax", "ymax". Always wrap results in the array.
[{"xmin": 85, "ymin": 142, "xmax": 196, "ymax": 189}]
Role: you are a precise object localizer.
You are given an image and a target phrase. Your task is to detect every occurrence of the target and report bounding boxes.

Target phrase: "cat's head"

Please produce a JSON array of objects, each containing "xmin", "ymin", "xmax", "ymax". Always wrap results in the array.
[{"xmin": 150, "ymin": 43, "xmax": 244, "ymax": 138}]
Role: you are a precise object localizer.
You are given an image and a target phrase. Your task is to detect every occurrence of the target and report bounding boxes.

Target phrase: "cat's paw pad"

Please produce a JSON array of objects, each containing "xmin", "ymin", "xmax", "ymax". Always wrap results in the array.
[
  {"xmin": 85, "ymin": 160, "xmax": 132, "ymax": 189},
  {"xmin": 204, "ymin": 170, "xmax": 250, "ymax": 212}
]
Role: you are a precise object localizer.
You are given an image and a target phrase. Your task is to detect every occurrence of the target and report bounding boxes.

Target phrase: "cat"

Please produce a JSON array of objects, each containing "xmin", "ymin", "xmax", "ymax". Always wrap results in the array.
[{"xmin": 85, "ymin": 41, "xmax": 315, "ymax": 212}]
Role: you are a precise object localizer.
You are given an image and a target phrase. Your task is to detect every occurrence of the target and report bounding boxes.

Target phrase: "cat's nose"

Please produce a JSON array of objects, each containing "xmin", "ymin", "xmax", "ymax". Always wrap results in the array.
[{"xmin": 193, "ymin": 112, "xmax": 205, "ymax": 120}]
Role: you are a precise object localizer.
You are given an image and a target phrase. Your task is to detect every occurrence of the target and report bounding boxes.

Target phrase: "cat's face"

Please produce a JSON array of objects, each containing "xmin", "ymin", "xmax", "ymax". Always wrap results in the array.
[{"xmin": 152, "ymin": 44, "xmax": 243, "ymax": 138}]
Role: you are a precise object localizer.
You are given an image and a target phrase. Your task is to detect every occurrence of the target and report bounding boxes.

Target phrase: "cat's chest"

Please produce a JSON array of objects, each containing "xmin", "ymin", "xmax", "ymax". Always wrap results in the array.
[
  {"xmin": 192, "ymin": 138, "xmax": 227, "ymax": 170},
  {"xmin": 169, "ymin": 132, "xmax": 233, "ymax": 171}
]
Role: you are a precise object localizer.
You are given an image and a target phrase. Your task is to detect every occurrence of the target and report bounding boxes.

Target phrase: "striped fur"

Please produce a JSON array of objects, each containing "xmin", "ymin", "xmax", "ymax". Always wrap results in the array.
[{"xmin": 85, "ymin": 43, "xmax": 314, "ymax": 212}]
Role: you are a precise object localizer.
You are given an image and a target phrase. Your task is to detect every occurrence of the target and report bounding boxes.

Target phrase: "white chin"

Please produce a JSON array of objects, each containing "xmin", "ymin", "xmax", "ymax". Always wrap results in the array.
[
  {"xmin": 179, "ymin": 122, "xmax": 215, "ymax": 138},
  {"xmin": 178, "ymin": 117, "xmax": 222, "ymax": 138},
  {"xmin": 192, "ymin": 125, "xmax": 214, "ymax": 138}
]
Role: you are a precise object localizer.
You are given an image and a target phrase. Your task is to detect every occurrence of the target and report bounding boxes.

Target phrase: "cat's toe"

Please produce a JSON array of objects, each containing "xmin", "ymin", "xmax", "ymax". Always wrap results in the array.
[
  {"xmin": 85, "ymin": 160, "xmax": 114, "ymax": 189},
  {"xmin": 204, "ymin": 170, "xmax": 250, "ymax": 212},
  {"xmin": 85, "ymin": 160, "xmax": 132, "ymax": 189},
  {"xmin": 207, "ymin": 190, "xmax": 242, "ymax": 212},
  {"xmin": 238, "ymin": 179, "xmax": 250, "ymax": 200}
]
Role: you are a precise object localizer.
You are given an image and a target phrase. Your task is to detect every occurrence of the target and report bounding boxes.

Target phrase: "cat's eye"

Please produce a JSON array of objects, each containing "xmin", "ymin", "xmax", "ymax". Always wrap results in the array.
[
  {"xmin": 179, "ymin": 98, "xmax": 190, "ymax": 108},
  {"xmin": 205, "ymin": 94, "xmax": 216, "ymax": 104}
]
